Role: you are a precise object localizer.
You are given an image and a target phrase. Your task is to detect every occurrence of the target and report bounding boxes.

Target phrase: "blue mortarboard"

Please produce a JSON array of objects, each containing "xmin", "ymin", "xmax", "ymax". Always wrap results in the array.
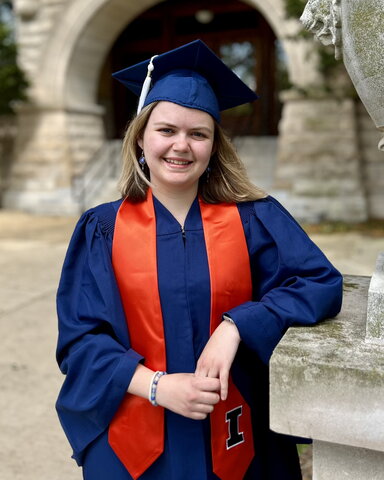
[{"xmin": 112, "ymin": 39, "xmax": 258, "ymax": 122}]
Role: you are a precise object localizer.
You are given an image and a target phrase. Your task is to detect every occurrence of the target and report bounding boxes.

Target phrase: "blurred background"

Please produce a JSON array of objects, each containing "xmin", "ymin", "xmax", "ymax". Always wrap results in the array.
[
  {"xmin": 0, "ymin": 1, "xmax": 383, "ymax": 479},
  {"xmin": 1, "ymin": 0, "xmax": 383, "ymax": 220}
]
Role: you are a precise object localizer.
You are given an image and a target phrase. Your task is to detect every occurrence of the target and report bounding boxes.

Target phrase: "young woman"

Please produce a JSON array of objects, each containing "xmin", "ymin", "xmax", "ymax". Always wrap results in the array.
[{"xmin": 56, "ymin": 40, "xmax": 343, "ymax": 480}]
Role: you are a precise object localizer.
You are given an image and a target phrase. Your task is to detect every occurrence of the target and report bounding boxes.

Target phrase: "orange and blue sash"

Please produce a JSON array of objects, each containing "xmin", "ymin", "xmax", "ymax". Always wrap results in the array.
[{"xmin": 109, "ymin": 189, "xmax": 254, "ymax": 479}]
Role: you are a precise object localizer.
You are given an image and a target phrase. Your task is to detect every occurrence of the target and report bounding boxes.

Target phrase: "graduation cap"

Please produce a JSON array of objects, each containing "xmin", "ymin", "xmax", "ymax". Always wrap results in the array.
[{"xmin": 112, "ymin": 39, "xmax": 258, "ymax": 122}]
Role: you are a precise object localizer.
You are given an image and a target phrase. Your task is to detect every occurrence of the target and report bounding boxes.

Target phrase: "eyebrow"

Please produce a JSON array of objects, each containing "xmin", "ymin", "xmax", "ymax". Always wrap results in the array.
[{"xmin": 153, "ymin": 122, "xmax": 213, "ymax": 133}]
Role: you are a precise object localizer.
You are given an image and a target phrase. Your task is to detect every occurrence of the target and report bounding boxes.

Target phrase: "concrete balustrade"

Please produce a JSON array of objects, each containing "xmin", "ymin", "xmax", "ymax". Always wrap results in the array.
[
  {"xmin": 270, "ymin": 260, "xmax": 384, "ymax": 479},
  {"xmin": 366, "ymin": 253, "xmax": 384, "ymax": 345}
]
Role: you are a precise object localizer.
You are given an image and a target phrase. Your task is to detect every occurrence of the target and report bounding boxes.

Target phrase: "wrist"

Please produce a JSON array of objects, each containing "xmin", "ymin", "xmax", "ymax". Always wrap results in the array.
[
  {"xmin": 221, "ymin": 316, "xmax": 241, "ymax": 342},
  {"xmin": 152, "ymin": 372, "xmax": 169, "ymax": 408},
  {"xmin": 148, "ymin": 371, "xmax": 167, "ymax": 406}
]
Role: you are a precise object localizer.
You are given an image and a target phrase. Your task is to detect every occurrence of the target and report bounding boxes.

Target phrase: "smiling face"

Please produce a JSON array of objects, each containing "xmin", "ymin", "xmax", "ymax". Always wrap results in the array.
[{"xmin": 138, "ymin": 101, "xmax": 215, "ymax": 197}]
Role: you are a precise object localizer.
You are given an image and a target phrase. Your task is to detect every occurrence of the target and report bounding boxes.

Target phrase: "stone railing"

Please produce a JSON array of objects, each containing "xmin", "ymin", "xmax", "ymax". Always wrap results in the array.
[
  {"xmin": 269, "ymin": 257, "xmax": 384, "ymax": 479},
  {"xmin": 366, "ymin": 254, "xmax": 384, "ymax": 345}
]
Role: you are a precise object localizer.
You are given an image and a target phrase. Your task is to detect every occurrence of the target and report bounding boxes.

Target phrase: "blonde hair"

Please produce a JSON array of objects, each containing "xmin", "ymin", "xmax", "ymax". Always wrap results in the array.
[{"xmin": 119, "ymin": 102, "xmax": 267, "ymax": 203}]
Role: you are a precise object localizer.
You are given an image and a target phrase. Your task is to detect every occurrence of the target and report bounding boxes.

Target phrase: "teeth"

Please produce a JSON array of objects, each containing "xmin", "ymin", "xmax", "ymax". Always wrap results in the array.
[{"xmin": 165, "ymin": 159, "xmax": 190, "ymax": 165}]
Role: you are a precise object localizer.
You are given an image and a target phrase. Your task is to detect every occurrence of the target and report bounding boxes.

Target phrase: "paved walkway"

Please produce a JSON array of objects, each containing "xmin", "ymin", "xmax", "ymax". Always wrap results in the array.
[{"xmin": 0, "ymin": 209, "xmax": 382, "ymax": 480}]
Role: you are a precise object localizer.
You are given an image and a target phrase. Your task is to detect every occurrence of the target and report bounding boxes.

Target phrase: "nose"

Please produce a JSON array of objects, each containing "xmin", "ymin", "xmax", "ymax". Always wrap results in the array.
[{"xmin": 172, "ymin": 133, "xmax": 190, "ymax": 152}]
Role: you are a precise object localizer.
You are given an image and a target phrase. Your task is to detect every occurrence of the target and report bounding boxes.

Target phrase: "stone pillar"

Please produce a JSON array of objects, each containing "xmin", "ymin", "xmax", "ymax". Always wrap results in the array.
[
  {"xmin": 366, "ymin": 253, "xmax": 384, "ymax": 344},
  {"xmin": 274, "ymin": 91, "xmax": 368, "ymax": 222},
  {"xmin": 313, "ymin": 441, "xmax": 384, "ymax": 480},
  {"xmin": 269, "ymin": 268, "xmax": 384, "ymax": 480},
  {"xmin": 2, "ymin": 104, "xmax": 105, "ymax": 214},
  {"xmin": 2, "ymin": 105, "xmax": 73, "ymax": 213},
  {"xmin": 234, "ymin": 136, "xmax": 278, "ymax": 191},
  {"xmin": 357, "ymin": 102, "xmax": 384, "ymax": 219}
]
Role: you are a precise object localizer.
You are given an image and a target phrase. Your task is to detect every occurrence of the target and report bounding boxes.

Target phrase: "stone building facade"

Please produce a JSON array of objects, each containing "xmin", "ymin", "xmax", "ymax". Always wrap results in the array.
[{"xmin": 3, "ymin": 0, "xmax": 383, "ymax": 220}]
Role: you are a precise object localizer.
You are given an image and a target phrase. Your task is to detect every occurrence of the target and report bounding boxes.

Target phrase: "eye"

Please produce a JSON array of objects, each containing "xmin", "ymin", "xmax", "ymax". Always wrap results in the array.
[
  {"xmin": 158, "ymin": 128, "xmax": 174, "ymax": 134},
  {"xmin": 191, "ymin": 131, "xmax": 207, "ymax": 139}
]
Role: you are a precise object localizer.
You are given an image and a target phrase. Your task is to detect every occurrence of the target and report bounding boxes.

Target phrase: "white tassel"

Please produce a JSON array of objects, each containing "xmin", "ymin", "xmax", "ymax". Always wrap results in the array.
[{"xmin": 137, "ymin": 55, "xmax": 158, "ymax": 115}]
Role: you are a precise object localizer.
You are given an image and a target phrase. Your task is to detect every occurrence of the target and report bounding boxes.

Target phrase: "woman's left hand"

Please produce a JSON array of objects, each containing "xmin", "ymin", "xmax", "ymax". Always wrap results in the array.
[{"xmin": 195, "ymin": 320, "xmax": 241, "ymax": 401}]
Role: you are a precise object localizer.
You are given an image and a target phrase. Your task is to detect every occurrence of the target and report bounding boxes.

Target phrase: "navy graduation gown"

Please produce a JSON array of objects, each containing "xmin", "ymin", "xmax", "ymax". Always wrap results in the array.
[{"xmin": 56, "ymin": 196, "xmax": 343, "ymax": 479}]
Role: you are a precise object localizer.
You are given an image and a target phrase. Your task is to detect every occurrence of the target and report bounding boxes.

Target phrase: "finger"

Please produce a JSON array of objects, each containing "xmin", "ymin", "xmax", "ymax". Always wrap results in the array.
[
  {"xmin": 190, "ymin": 411, "xmax": 208, "ymax": 420},
  {"xmin": 186, "ymin": 401, "xmax": 215, "ymax": 420},
  {"xmin": 195, "ymin": 362, "xmax": 209, "ymax": 377},
  {"xmin": 198, "ymin": 391, "xmax": 220, "ymax": 406},
  {"xmin": 219, "ymin": 370, "xmax": 229, "ymax": 401},
  {"xmin": 195, "ymin": 355, "xmax": 219, "ymax": 377},
  {"xmin": 194, "ymin": 403, "xmax": 215, "ymax": 414},
  {"xmin": 194, "ymin": 376, "xmax": 220, "ymax": 392},
  {"xmin": 207, "ymin": 366, "xmax": 220, "ymax": 380}
]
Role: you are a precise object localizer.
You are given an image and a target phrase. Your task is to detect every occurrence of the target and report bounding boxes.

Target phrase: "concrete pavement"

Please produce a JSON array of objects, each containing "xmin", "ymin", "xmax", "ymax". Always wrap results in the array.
[
  {"xmin": 0, "ymin": 211, "xmax": 80, "ymax": 480},
  {"xmin": 0, "ymin": 209, "xmax": 382, "ymax": 480}
]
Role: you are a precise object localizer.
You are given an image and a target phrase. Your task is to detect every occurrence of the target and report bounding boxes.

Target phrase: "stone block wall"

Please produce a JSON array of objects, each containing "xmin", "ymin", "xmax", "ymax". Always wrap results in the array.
[
  {"xmin": 274, "ymin": 93, "xmax": 369, "ymax": 222},
  {"xmin": 3, "ymin": 104, "xmax": 78, "ymax": 213},
  {"xmin": 233, "ymin": 136, "xmax": 278, "ymax": 192},
  {"xmin": 67, "ymin": 108, "xmax": 105, "ymax": 175}
]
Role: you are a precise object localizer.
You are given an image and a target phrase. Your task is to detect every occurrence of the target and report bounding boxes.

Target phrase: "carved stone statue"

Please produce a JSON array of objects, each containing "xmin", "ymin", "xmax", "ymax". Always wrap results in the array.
[
  {"xmin": 301, "ymin": 0, "xmax": 384, "ymax": 150},
  {"xmin": 301, "ymin": 0, "xmax": 342, "ymax": 59}
]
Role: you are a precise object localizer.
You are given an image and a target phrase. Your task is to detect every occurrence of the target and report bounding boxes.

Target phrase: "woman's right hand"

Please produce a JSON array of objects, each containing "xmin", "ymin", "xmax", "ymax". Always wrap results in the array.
[{"xmin": 155, "ymin": 373, "xmax": 220, "ymax": 420}]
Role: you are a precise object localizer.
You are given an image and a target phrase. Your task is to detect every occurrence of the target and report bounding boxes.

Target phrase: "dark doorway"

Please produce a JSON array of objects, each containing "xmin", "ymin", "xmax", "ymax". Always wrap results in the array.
[{"xmin": 98, "ymin": 0, "xmax": 282, "ymax": 139}]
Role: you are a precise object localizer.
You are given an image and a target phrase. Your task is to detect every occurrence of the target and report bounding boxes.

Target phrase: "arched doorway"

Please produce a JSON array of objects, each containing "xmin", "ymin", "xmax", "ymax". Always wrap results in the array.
[
  {"xmin": 8, "ymin": 0, "xmax": 322, "ymax": 214},
  {"xmin": 98, "ymin": 0, "xmax": 283, "ymax": 139}
]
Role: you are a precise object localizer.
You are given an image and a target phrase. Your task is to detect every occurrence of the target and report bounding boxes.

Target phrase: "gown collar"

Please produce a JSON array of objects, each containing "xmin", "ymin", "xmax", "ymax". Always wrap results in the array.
[{"xmin": 152, "ymin": 194, "xmax": 203, "ymax": 235}]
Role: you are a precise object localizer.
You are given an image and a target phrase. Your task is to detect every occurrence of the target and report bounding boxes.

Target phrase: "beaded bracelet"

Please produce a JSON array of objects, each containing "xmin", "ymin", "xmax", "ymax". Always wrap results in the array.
[{"xmin": 149, "ymin": 371, "xmax": 167, "ymax": 406}]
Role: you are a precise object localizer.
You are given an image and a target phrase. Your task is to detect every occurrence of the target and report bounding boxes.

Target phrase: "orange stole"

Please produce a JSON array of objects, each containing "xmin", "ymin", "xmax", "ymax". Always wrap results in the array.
[{"xmin": 109, "ymin": 190, "xmax": 254, "ymax": 480}]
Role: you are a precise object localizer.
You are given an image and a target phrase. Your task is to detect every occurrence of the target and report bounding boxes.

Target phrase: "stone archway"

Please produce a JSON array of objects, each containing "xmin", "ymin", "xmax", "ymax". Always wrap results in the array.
[
  {"xmin": 6, "ymin": 0, "xmax": 321, "ymax": 214},
  {"xmin": 34, "ymin": 0, "xmax": 157, "ymax": 109},
  {"xmin": 247, "ymin": 0, "xmax": 320, "ymax": 89},
  {"xmin": 36, "ymin": 0, "xmax": 318, "ymax": 111}
]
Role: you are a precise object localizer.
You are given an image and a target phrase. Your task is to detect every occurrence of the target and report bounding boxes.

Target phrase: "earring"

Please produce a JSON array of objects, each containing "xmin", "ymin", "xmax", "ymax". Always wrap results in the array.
[
  {"xmin": 138, "ymin": 151, "xmax": 146, "ymax": 171},
  {"xmin": 205, "ymin": 166, "xmax": 211, "ymax": 183}
]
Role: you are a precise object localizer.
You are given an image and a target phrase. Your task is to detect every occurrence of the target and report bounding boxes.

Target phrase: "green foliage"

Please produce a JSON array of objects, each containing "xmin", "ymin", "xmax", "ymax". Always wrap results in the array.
[
  {"xmin": 318, "ymin": 45, "xmax": 340, "ymax": 77},
  {"xmin": 284, "ymin": 0, "xmax": 308, "ymax": 19},
  {"xmin": 0, "ymin": 15, "xmax": 28, "ymax": 115},
  {"xmin": 317, "ymin": 45, "xmax": 348, "ymax": 95}
]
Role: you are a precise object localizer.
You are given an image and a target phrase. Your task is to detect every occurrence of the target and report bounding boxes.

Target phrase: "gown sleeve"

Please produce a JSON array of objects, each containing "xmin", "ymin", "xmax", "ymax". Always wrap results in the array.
[
  {"xmin": 228, "ymin": 197, "xmax": 343, "ymax": 365},
  {"xmin": 55, "ymin": 206, "xmax": 143, "ymax": 465}
]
